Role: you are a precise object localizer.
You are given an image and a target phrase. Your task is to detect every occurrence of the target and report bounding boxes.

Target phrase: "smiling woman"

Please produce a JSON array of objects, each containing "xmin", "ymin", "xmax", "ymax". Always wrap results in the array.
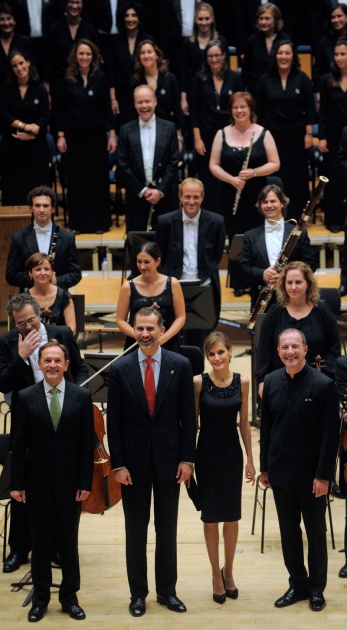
[
  {"xmin": 25, "ymin": 252, "xmax": 76, "ymax": 334},
  {"xmin": 255, "ymin": 261, "xmax": 341, "ymax": 395}
]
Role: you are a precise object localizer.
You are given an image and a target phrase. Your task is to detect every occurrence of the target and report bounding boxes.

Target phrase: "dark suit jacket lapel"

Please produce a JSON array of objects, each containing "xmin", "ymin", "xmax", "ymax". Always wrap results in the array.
[
  {"xmin": 35, "ymin": 381, "xmax": 55, "ymax": 433},
  {"xmin": 153, "ymin": 118, "xmax": 165, "ymax": 177},
  {"xmin": 197, "ymin": 209, "xmax": 208, "ymax": 267},
  {"xmin": 256, "ymin": 227, "xmax": 270, "ymax": 267},
  {"xmin": 130, "ymin": 122, "xmax": 145, "ymax": 175},
  {"xmin": 125, "ymin": 355, "xmax": 149, "ymax": 416},
  {"xmin": 173, "ymin": 211, "xmax": 184, "ymax": 266},
  {"xmin": 154, "ymin": 350, "xmax": 176, "ymax": 418},
  {"xmin": 24, "ymin": 226, "xmax": 38, "ymax": 254}
]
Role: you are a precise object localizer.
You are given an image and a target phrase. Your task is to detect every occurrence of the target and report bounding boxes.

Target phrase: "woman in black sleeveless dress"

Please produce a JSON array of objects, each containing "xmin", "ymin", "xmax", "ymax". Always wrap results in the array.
[
  {"xmin": 116, "ymin": 242, "xmax": 185, "ymax": 352},
  {"xmin": 194, "ymin": 331, "xmax": 256, "ymax": 603}
]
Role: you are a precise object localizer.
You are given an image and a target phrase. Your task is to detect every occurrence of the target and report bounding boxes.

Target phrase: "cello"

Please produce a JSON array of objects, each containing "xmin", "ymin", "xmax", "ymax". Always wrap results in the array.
[{"xmin": 81, "ymin": 341, "xmax": 138, "ymax": 515}]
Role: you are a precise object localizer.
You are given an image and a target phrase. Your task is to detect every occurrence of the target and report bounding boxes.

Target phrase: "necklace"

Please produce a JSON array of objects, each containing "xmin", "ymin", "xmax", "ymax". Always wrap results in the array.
[{"xmin": 235, "ymin": 123, "xmax": 252, "ymax": 135}]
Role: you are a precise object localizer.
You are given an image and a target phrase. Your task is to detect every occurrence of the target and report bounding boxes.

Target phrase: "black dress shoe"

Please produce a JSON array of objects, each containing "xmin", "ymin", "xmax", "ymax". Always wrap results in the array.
[
  {"xmin": 62, "ymin": 604, "xmax": 86, "ymax": 620},
  {"xmin": 3, "ymin": 552, "xmax": 29, "ymax": 573},
  {"xmin": 234, "ymin": 288, "xmax": 245, "ymax": 297},
  {"xmin": 95, "ymin": 229, "xmax": 105, "ymax": 234},
  {"xmin": 129, "ymin": 597, "xmax": 146, "ymax": 617},
  {"xmin": 157, "ymin": 594, "xmax": 187, "ymax": 612},
  {"xmin": 274, "ymin": 588, "xmax": 309, "ymax": 608},
  {"xmin": 309, "ymin": 592, "xmax": 326, "ymax": 611},
  {"xmin": 221, "ymin": 568, "xmax": 238, "ymax": 599},
  {"xmin": 331, "ymin": 483, "xmax": 345, "ymax": 499},
  {"xmin": 339, "ymin": 563, "xmax": 347, "ymax": 578},
  {"xmin": 339, "ymin": 285, "xmax": 347, "ymax": 297},
  {"xmin": 28, "ymin": 605, "xmax": 48, "ymax": 622}
]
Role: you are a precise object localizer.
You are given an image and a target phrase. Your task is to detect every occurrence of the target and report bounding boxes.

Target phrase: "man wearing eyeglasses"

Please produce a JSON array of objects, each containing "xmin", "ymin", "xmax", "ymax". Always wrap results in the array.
[{"xmin": 0, "ymin": 293, "xmax": 88, "ymax": 574}]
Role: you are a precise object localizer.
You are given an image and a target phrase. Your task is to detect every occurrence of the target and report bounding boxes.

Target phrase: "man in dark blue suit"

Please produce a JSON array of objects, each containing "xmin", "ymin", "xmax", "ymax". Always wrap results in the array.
[
  {"xmin": 107, "ymin": 307, "xmax": 196, "ymax": 617},
  {"xmin": 11, "ymin": 339, "xmax": 94, "ymax": 623},
  {"xmin": 0, "ymin": 293, "xmax": 88, "ymax": 573}
]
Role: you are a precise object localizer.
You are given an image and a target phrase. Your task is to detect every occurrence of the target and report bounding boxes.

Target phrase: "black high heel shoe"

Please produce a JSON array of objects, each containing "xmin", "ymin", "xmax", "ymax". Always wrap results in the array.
[
  {"xmin": 212, "ymin": 577, "xmax": 226, "ymax": 604},
  {"xmin": 221, "ymin": 568, "xmax": 238, "ymax": 599}
]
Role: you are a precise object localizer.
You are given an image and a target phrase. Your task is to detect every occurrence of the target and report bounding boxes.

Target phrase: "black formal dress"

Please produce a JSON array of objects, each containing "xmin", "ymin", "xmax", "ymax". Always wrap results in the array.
[
  {"xmin": 319, "ymin": 74, "xmax": 347, "ymax": 228},
  {"xmin": 26, "ymin": 287, "xmax": 71, "ymax": 328},
  {"xmin": 190, "ymin": 70, "xmax": 243, "ymax": 211},
  {"xmin": 256, "ymin": 69, "xmax": 316, "ymax": 220},
  {"xmin": 11, "ymin": 380, "xmax": 94, "ymax": 608},
  {"xmin": 124, "ymin": 277, "xmax": 180, "ymax": 352},
  {"xmin": 195, "ymin": 373, "xmax": 243, "ymax": 523},
  {"xmin": 6, "ymin": 222, "xmax": 82, "ymax": 291},
  {"xmin": 57, "ymin": 70, "xmax": 115, "ymax": 233},
  {"xmin": 219, "ymin": 128, "xmax": 268, "ymax": 239},
  {"xmin": 255, "ymin": 301, "xmax": 341, "ymax": 383},
  {"xmin": 313, "ymin": 32, "xmax": 338, "ymax": 93},
  {"xmin": 0, "ymin": 81, "xmax": 50, "ymax": 205}
]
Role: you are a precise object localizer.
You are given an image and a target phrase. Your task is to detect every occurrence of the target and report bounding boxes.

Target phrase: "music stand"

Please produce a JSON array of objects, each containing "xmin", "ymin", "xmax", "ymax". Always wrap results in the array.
[
  {"xmin": 84, "ymin": 353, "xmax": 118, "ymax": 404},
  {"xmin": 181, "ymin": 284, "xmax": 216, "ymax": 330}
]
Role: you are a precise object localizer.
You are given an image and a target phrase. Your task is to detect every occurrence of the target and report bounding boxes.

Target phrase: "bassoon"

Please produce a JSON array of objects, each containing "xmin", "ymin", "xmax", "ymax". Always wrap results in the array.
[{"xmin": 248, "ymin": 175, "xmax": 329, "ymax": 330}]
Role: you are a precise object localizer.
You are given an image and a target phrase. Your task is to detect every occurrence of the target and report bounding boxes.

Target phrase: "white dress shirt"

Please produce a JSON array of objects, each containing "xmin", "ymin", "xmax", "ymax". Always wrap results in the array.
[
  {"xmin": 181, "ymin": 0, "xmax": 195, "ymax": 37},
  {"xmin": 27, "ymin": 0, "xmax": 43, "ymax": 37},
  {"xmin": 138, "ymin": 346, "xmax": 161, "ymax": 389},
  {"xmin": 44, "ymin": 377, "xmax": 65, "ymax": 411},
  {"xmin": 181, "ymin": 209, "xmax": 200, "ymax": 280},
  {"xmin": 28, "ymin": 323, "xmax": 48, "ymax": 382},
  {"xmin": 264, "ymin": 218, "xmax": 284, "ymax": 266},
  {"xmin": 33, "ymin": 221, "xmax": 52, "ymax": 254},
  {"xmin": 139, "ymin": 114, "xmax": 156, "ymax": 186}
]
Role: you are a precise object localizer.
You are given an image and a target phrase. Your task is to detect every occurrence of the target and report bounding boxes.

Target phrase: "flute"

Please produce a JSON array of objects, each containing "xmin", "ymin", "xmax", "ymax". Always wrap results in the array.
[
  {"xmin": 146, "ymin": 203, "xmax": 155, "ymax": 231},
  {"xmin": 232, "ymin": 131, "xmax": 255, "ymax": 216}
]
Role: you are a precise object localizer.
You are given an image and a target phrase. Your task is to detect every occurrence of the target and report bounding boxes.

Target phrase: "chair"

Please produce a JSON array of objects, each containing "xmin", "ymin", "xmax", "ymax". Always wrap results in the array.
[
  {"xmin": 319, "ymin": 288, "xmax": 341, "ymax": 315},
  {"xmin": 0, "ymin": 434, "xmax": 11, "ymax": 562},
  {"xmin": 251, "ymin": 474, "xmax": 335, "ymax": 553},
  {"xmin": 180, "ymin": 345, "xmax": 204, "ymax": 376}
]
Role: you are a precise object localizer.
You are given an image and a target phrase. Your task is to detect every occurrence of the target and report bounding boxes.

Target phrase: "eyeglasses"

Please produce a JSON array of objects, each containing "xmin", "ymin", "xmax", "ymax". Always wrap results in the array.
[
  {"xmin": 15, "ymin": 316, "xmax": 38, "ymax": 329},
  {"xmin": 207, "ymin": 53, "xmax": 223, "ymax": 59}
]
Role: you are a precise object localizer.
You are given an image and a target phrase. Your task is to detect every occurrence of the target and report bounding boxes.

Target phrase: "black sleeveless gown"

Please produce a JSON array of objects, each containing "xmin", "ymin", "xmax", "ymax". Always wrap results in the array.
[{"xmin": 195, "ymin": 372, "xmax": 243, "ymax": 523}]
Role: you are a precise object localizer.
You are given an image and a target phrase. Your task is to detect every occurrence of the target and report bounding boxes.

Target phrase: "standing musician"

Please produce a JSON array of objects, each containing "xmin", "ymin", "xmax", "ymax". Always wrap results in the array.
[
  {"xmin": 0, "ymin": 293, "xmax": 88, "ymax": 574},
  {"xmin": 6, "ymin": 185, "xmax": 81, "ymax": 292},
  {"xmin": 116, "ymin": 84, "xmax": 179, "ymax": 234},
  {"xmin": 10, "ymin": 339, "xmax": 94, "ymax": 623},
  {"xmin": 260, "ymin": 328, "xmax": 340, "ymax": 612},
  {"xmin": 107, "ymin": 307, "xmax": 196, "ymax": 618},
  {"xmin": 334, "ymin": 355, "xmax": 347, "ymax": 574},
  {"xmin": 239, "ymin": 184, "xmax": 316, "ymax": 310}
]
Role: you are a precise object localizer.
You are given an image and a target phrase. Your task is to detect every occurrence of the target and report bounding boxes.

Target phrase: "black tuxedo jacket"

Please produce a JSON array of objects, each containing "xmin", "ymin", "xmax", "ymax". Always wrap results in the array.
[
  {"xmin": 107, "ymin": 348, "xmax": 196, "ymax": 484},
  {"xmin": 11, "ymin": 380, "xmax": 94, "ymax": 502},
  {"xmin": 11, "ymin": 0, "xmax": 62, "ymax": 36},
  {"xmin": 155, "ymin": 208, "xmax": 226, "ymax": 322},
  {"xmin": 239, "ymin": 222, "xmax": 317, "ymax": 307},
  {"xmin": 0, "ymin": 324, "xmax": 88, "ymax": 426},
  {"xmin": 6, "ymin": 223, "xmax": 81, "ymax": 291},
  {"xmin": 116, "ymin": 116, "xmax": 179, "ymax": 230}
]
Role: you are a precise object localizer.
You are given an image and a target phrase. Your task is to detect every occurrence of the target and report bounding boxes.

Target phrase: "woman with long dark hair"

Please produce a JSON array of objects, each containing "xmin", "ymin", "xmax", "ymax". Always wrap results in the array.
[
  {"xmin": 313, "ymin": 3, "xmax": 347, "ymax": 96},
  {"xmin": 0, "ymin": 49, "xmax": 50, "ymax": 205},
  {"xmin": 56, "ymin": 39, "xmax": 116, "ymax": 234},
  {"xmin": 256, "ymin": 39, "xmax": 316, "ymax": 219}
]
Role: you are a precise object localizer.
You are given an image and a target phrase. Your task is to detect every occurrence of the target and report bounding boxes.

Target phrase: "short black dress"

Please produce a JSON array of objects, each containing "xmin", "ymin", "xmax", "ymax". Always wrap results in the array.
[
  {"xmin": 124, "ymin": 276, "xmax": 180, "ymax": 352},
  {"xmin": 195, "ymin": 372, "xmax": 243, "ymax": 523},
  {"xmin": 28, "ymin": 287, "xmax": 71, "ymax": 327}
]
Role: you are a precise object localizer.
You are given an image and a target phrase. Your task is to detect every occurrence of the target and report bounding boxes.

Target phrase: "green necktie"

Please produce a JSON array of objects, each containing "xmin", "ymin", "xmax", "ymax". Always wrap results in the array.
[{"xmin": 49, "ymin": 387, "xmax": 61, "ymax": 431}]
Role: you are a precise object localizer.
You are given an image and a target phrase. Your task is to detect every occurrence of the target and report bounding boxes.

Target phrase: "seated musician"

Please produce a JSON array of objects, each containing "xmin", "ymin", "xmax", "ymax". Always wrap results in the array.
[{"xmin": 239, "ymin": 184, "xmax": 316, "ymax": 311}]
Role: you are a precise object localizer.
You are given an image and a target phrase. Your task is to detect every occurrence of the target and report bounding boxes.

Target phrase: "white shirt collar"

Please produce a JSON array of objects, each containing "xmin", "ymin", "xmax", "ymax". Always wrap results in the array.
[
  {"xmin": 43, "ymin": 378, "xmax": 66, "ymax": 394},
  {"xmin": 182, "ymin": 209, "xmax": 201, "ymax": 224},
  {"xmin": 139, "ymin": 114, "xmax": 156, "ymax": 129}
]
